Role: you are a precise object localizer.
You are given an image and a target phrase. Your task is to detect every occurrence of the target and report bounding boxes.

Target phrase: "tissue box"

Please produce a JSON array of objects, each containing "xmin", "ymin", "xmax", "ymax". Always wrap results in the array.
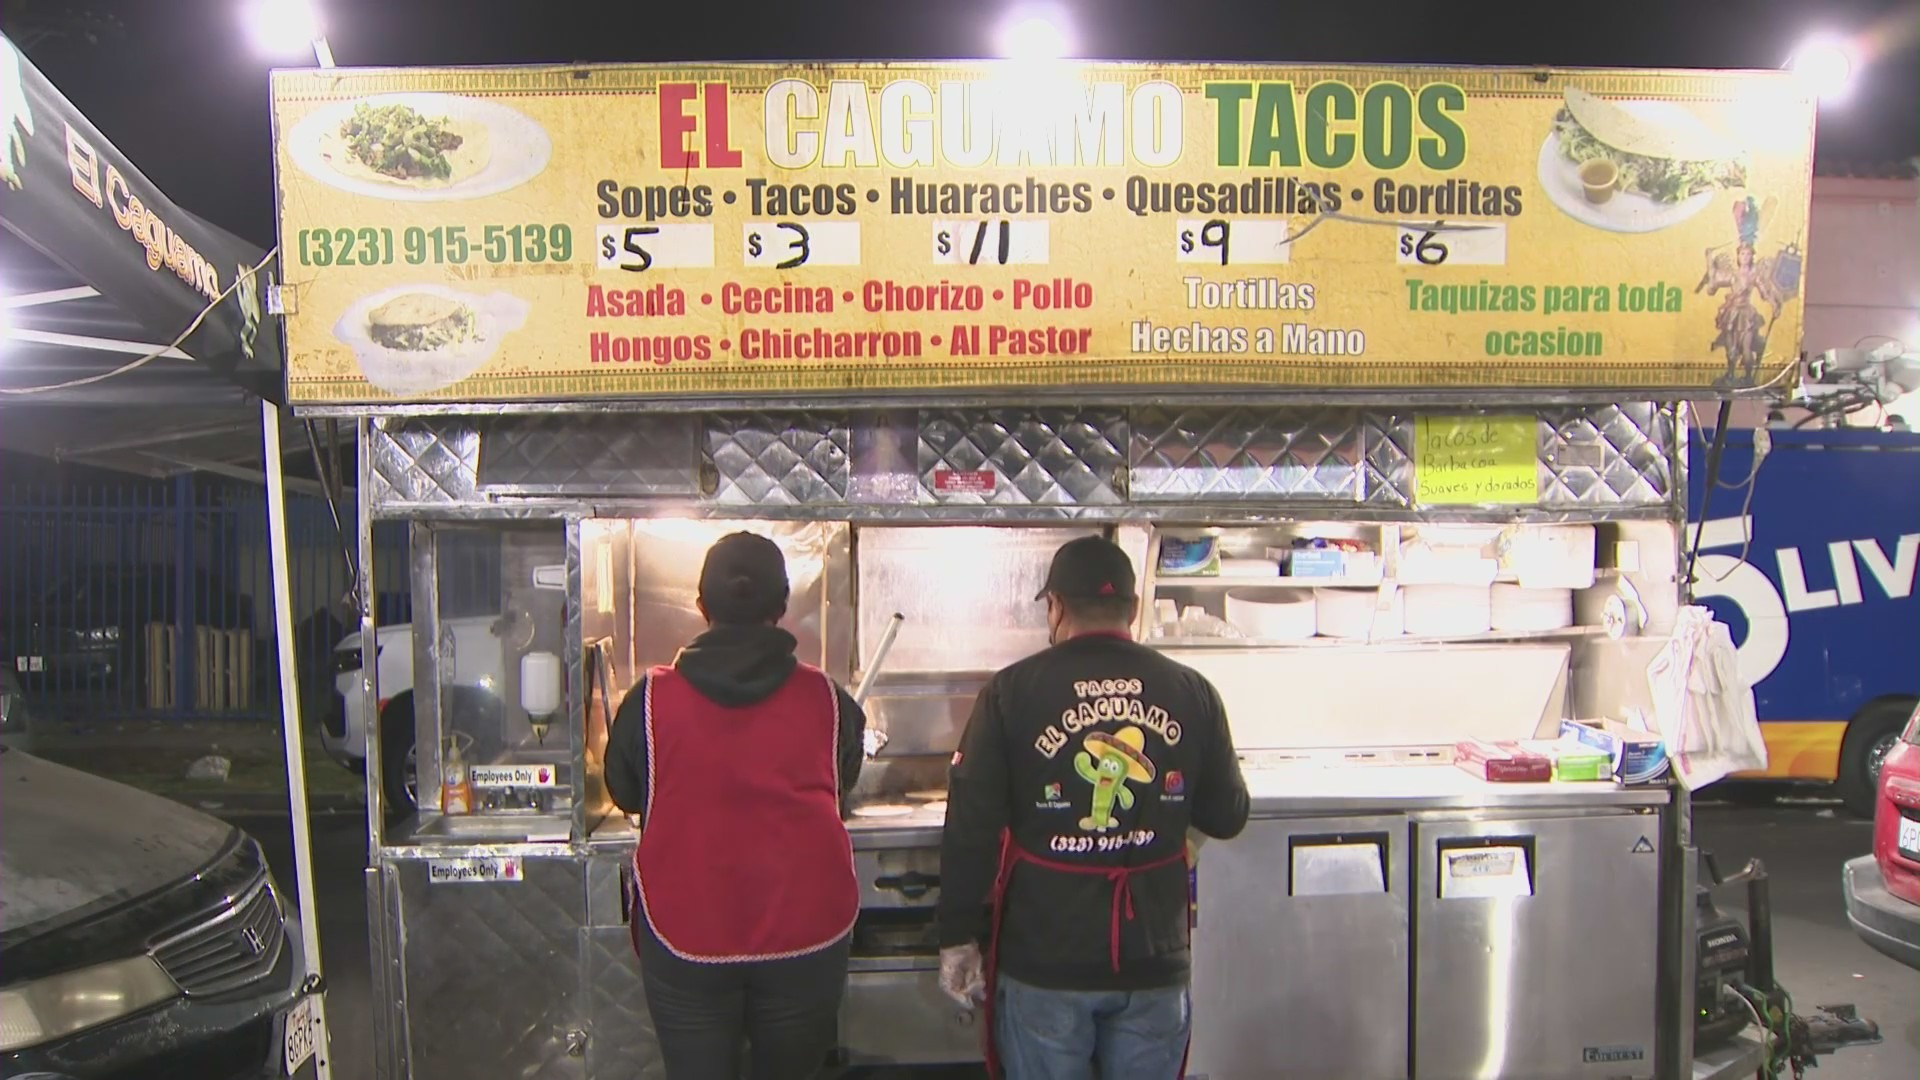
[
  {"xmin": 1517, "ymin": 738, "xmax": 1613, "ymax": 783},
  {"xmin": 1159, "ymin": 535, "xmax": 1221, "ymax": 576},
  {"xmin": 1285, "ymin": 549, "xmax": 1348, "ymax": 578},
  {"xmin": 1454, "ymin": 740, "xmax": 1551, "ymax": 783},
  {"xmin": 1559, "ymin": 719, "xmax": 1671, "ymax": 784}
]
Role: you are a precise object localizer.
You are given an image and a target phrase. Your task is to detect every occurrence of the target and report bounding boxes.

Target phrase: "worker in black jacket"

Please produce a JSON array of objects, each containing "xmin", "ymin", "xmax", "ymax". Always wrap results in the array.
[{"xmin": 936, "ymin": 536, "xmax": 1250, "ymax": 1080}]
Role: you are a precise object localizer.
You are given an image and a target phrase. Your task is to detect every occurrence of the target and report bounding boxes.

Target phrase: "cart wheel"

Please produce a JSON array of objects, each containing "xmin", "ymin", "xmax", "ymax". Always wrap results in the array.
[
  {"xmin": 379, "ymin": 693, "xmax": 418, "ymax": 814},
  {"xmin": 1836, "ymin": 699, "xmax": 1914, "ymax": 818}
]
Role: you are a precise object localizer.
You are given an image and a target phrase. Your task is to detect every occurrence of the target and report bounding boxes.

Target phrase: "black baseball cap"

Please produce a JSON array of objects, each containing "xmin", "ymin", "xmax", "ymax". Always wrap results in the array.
[
  {"xmin": 699, "ymin": 532, "xmax": 790, "ymax": 624},
  {"xmin": 1034, "ymin": 536, "xmax": 1137, "ymax": 602}
]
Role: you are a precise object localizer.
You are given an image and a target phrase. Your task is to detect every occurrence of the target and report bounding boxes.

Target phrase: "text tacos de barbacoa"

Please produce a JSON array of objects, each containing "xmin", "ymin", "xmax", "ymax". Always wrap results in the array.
[
  {"xmin": 1552, "ymin": 86, "xmax": 1747, "ymax": 203},
  {"xmin": 367, "ymin": 293, "xmax": 479, "ymax": 352}
]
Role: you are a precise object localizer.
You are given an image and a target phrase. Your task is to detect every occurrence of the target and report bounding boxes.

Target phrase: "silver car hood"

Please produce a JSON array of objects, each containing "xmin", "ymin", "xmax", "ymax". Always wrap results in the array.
[{"xmin": 0, "ymin": 750, "xmax": 236, "ymax": 937}]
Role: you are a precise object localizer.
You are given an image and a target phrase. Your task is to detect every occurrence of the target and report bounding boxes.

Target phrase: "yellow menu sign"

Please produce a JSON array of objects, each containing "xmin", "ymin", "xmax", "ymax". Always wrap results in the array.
[
  {"xmin": 1415, "ymin": 414, "xmax": 1539, "ymax": 505},
  {"xmin": 269, "ymin": 63, "xmax": 1816, "ymax": 404}
]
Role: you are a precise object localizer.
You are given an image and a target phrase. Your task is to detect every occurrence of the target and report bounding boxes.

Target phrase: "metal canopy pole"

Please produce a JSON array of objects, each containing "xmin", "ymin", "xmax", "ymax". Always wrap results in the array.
[{"xmin": 263, "ymin": 398, "xmax": 333, "ymax": 1080}]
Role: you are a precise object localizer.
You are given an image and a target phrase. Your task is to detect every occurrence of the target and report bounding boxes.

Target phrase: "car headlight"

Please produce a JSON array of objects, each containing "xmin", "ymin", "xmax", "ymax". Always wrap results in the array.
[
  {"xmin": 0, "ymin": 956, "xmax": 180, "ymax": 1051},
  {"xmin": 84, "ymin": 626, "xmax": 120, "ymax": 643}
]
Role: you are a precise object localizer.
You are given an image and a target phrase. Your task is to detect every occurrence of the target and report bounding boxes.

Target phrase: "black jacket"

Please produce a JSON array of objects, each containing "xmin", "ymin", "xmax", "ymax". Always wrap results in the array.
[
  {"xmin": 937, "ymin": 632, "xmax": 1249, "ymax": 992},
  {"xmin": 603, "ymin": 624, "xmax": 867, "ymax": 821}
]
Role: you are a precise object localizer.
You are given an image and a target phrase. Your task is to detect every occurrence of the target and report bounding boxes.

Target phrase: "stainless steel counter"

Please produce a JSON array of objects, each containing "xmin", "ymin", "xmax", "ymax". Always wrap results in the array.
[
  {"xmin": 580, "ymin": 807, "xmax": 949, "ymax": 852},
  {"xmin": 1245, "ymin": 764, "xmax": 1670, "ymax": 814},
  {"xmin": 845, "ymin": 808, "xmax": 947, "ymax": 851}
]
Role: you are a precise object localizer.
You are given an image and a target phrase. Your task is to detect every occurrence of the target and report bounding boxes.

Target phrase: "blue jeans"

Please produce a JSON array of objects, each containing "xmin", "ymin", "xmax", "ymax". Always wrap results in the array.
[{"xmin": 995, "ymin": 974, "xmax": 1190, "ymax": 1080}]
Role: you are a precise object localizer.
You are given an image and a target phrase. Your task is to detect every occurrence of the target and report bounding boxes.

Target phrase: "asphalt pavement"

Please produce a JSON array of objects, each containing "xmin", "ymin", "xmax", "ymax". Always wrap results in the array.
[
  {"xmin": 245, "ymin": 797, "xmax": 1918, "ymax": 1080},
  {"xmin": 1693, "ymin": 795, "xmax": 1920, "ymax": 1080}
]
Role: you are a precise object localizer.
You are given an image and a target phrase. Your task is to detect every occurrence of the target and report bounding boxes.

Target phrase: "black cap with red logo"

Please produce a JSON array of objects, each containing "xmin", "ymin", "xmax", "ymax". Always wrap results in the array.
[{"xmin": 1034, "ymin": 536, "xmax": 1138, "ymax": 602}]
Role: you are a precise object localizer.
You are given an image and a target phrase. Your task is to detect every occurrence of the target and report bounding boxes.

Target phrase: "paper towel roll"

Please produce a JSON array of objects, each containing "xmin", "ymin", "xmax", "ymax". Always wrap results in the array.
[
  {"xmin": 1403, "ymin": 584, "xmax": 1492, "ymax": 636},
  {"xmin": 1489, "ymin": 584, "xmax": 1574, "ymax": 631},
  {"xmin": 1225, "ymin": 587, "xmax": 1317, "ymax": 640},
  {"xmin": 1315, "ymin": 587, "xmax": 1405, "ymax": 639}
]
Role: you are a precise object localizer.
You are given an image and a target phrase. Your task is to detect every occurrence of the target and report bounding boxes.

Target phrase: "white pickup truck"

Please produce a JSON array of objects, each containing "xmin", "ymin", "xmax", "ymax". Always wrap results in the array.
[{"xmin": 321, "ymin": 617, "xmax": 506, "ymax": 810}]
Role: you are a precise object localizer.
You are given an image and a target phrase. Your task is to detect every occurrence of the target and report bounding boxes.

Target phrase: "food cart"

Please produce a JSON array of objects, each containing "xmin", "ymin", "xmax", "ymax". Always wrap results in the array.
[{"xmin": 263, "ymin": 59, "xmax": 1816, "ymax": 1079}]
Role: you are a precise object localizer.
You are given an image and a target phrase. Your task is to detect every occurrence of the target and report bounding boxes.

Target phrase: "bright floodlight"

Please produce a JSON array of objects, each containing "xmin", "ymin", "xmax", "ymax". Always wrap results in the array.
[
  {"xmin": 996, "ymin": 7, "xmax": 1072, "ymax": 60},
  {"xmin": 242, "ymin": 0, "xmax": 323, "ymax": 59},
  {"xmin": 1789, "ymin": 36, "xmax": 1857, "ymax": 102}
]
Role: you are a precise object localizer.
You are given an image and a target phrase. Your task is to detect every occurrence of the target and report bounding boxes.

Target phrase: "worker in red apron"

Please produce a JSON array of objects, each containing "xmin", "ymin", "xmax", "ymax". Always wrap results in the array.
[
  {"xmin": 937, "ymin": 536, "xmax": 1250, "ymax": 1080},
  {"xmin": 604, "ymin": 532, "xmax": 868, "ymax": 1080}
]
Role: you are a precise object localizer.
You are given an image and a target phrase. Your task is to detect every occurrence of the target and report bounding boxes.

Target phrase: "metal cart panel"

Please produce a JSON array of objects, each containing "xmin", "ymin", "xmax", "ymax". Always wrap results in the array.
[
  {"xmin": 387, "ymin": 855, "xmax": 587, "ymax": 1080},
  {"xmin": 1189, "ymin": 813, "xmax": 1412, "ymax": 1080},
  {"xmin": 1411, "ymin": 811, "xmax": 1660, "ymax": 1080}
]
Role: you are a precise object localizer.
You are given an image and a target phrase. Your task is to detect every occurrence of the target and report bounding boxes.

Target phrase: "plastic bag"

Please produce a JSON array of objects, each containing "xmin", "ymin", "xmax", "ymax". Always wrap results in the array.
[{"xmin": 1646, "ymin": 606, "xmax": 1767, "ymax": 789}]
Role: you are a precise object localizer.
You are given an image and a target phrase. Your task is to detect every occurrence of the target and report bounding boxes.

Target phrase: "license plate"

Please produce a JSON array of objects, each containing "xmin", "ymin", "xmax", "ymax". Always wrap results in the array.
[
  {"xmin": 284, "ymin": 996, "xmax": 318, "ymax": 1075},
  {"xmin": 1898, "ymin": 815, "xmax": 1920, "ymax": 860}
]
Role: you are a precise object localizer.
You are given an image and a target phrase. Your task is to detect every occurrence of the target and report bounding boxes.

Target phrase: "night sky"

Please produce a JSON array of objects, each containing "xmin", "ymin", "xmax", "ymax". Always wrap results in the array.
[{"xmin": 6, "ymin": 0, "xmax": 1916, "ymax": 248}]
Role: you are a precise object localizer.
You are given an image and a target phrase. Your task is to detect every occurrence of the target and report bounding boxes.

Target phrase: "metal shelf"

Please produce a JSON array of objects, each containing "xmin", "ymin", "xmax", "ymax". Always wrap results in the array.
[
  {"xmin": 1155, "ymin": 574, "xmax": 1385, "ymax": 590},
  {"xmin": 1149, "ymin": 625, "xmax": 1612, "ymax": 649}
]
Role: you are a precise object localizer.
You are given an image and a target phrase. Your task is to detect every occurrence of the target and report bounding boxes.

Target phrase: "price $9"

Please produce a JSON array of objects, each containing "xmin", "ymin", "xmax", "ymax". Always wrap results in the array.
[{"xmin": 1179, "ymin": 220, "xmax": 1231, "ymax": 266}]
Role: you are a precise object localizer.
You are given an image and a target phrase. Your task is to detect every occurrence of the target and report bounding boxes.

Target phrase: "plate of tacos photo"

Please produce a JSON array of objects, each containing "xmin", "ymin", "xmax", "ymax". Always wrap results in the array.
[
  {"xmin": 287, "ymin": 93, "xmax": 550, "ymax": 201},
  {"xmin": 333, "ymin": 285, "xmax": 529, "ymax": 395},
  {"xmin": 1538, "ymin": 86, "xmax": 1749, "ymax": 233}
]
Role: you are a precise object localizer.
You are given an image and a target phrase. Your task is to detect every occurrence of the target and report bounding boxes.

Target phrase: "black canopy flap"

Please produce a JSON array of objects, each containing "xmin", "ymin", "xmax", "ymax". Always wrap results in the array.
[{"xmin": 0, "ymin": 33, "xmax": 283, "ymax": 403}]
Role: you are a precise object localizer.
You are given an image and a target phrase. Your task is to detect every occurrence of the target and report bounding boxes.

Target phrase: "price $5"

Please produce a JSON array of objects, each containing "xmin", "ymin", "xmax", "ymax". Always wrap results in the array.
[{"xmin": 600, "ymin": 226, "xmax": 658, "ymax": 272}]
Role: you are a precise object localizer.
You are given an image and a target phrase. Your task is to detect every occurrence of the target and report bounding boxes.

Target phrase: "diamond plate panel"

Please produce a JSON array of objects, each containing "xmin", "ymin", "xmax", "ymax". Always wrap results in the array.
[
  {"xmin": 1129, "ymin": 407, "xmax": 1367, "ymax": 502},
  {"xmin": 1364, "ymin": 412, "xmax": 1417, "ymax": 507},
  {"xmin": 370, "ymin": 419, "xmax": 482, "ymax": 507},
  {"xmin": 477, "ymin": 415, "xmax": 700, "ymax": 495},
  {"xmin": 919, "ymin": 408, "xmax": 1126, "ymax": 505},
  {"xmin": 1539, "ymin": 403, "xmax": 1672, "ymax": 506},
  {"xmin": 707, "ymin": 412, "xmax": 849, "ymax": 506},
  {"xmin": 392, "ymin": 856, "xmax": 586, "ymax": 1080},
  {"xmin": 583, "ymin": 927, "xmax": 665, "ymax": 1080}
]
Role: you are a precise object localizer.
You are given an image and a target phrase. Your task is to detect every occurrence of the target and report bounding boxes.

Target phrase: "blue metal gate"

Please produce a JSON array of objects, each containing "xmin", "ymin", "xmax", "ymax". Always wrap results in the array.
[{"xmin": 2, "ymin": 475, "xmax": 406, "ymax": 721}]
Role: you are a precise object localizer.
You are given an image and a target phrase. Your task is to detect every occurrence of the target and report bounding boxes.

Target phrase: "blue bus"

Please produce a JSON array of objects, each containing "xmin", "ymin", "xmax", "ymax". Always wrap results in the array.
[{"xmin": 1689, "ymin": 426, "xmax": 1919, "ymax": 814}]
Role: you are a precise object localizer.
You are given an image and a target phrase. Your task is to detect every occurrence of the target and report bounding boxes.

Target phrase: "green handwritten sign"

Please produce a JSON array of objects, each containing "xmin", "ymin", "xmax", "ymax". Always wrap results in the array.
[{"xmin": 1414, "ymin": 415, "xmax": 1539, "ymax": 506}]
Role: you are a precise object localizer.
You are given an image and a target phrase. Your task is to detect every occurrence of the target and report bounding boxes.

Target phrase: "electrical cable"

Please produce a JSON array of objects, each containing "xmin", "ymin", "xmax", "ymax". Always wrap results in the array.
[
  {"xmin": 0, "ymin": 247, "xmax": 277, "ymax": 396},
  {"xmin": 1683, "ymin": 399, "xmax": 1735, "ymax": 592}
]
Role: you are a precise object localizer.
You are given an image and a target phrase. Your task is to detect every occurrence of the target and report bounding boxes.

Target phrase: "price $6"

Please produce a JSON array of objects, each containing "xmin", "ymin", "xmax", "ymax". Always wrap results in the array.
[{"xmin": 1399, "ymin": 230, "xmax": 1449, "ymax": 265}]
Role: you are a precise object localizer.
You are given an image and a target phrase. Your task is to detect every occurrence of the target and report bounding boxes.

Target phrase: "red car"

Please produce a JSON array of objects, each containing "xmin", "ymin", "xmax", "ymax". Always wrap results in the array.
[{"xmin": 1843, "ymin": 703, "xmax": 1920, "ymax": 968}]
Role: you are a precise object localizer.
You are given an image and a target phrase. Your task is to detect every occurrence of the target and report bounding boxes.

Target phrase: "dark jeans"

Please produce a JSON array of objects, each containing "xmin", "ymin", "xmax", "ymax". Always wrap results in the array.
[
  {"xmin": 995, "ymin": 974, "xmax": 1190, "ymax": 1080},
  {"xmin": 635, "ymin": 924, "xmax": 850, "ymax": 1080}
]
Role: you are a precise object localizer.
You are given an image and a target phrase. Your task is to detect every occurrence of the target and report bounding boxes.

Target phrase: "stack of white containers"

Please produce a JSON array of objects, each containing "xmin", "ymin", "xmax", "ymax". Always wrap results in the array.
[
  {"xmin": 1211, "ymin": 525, "xmax": 1595, "ymax": 641},
  {"xmin": 1224, "ymin": 587, "xmax": 1317, "ymax": 640},
  {"xmin": 1398, "ymin": 524, "xmax": 1594, "ymax": 636}
]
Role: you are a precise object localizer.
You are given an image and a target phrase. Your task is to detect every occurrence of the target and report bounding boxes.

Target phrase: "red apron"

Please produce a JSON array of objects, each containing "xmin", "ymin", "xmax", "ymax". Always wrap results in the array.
[
  {"xmin": 980, "ymin": 829, "xmax": 1191, "ymax": 1079},
  {"xmin": 630, "ymin": 664, "xmax": 858, "ymax": 962}
]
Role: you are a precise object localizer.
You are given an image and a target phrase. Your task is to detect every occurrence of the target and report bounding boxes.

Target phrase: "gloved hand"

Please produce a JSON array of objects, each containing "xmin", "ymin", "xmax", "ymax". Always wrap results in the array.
[{"xmin": 938, "ymin": 943, "xmax": 986, "ymax": 1009}]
